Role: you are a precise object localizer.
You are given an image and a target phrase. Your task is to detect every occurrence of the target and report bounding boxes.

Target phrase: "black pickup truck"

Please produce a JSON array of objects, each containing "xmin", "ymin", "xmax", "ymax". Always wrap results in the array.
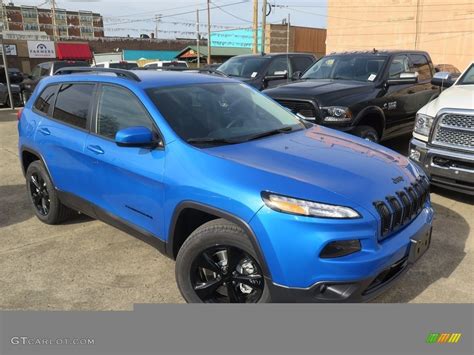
[{"xmin": 264, "ymin": 50, "xmax": 439, "ymax": 142}]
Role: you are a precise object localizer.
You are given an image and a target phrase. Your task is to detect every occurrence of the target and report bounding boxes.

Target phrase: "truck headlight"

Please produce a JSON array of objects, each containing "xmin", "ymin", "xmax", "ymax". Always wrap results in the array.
[
  {"xmin": 321, "ymin": 106, "xmax": 352, "ymax": 122},
  {"xmin": 414, "ymin": 113, "xmax": 434, "ymax": 141},
  {"xmin": 261, "ymin": 192, "xmax": 360, "ymax": 219}
]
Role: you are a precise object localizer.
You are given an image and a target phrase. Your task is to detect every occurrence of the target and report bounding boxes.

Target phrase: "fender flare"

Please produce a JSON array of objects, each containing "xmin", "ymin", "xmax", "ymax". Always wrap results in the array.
[
  {"xmin": 353, "ymin": 106, "xmax": 386, "ymax": 136},
  {"xmin": 20, "ymin": 146, "xmax": 53, "ymax": 180},
  {"xmin": 167, "ymin": 201, "xmax": 271, "ymax": 278}
]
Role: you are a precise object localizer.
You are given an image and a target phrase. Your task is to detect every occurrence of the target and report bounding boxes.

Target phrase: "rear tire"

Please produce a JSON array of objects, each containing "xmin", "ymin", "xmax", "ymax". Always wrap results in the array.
[
  {"xmin": 176, "ymin": 219, "xmax": 270, "ymax": 303},
  {"xmin": 353, "ymin": 125, "xmax": 379, "ymax": 142},
  {"xmin": 26, "ymin": 161, "xmax": 76, "ymax": 224}
]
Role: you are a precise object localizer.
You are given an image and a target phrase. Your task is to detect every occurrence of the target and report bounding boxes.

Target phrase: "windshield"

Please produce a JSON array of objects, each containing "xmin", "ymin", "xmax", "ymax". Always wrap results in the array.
[
  {"xmin": 147, "ymin": 83, "xmax": 305, "ymax": 145},
  {"xmin": 457, "ymin": 64, "xmax": 474, "ymax": 85},
  {"xmin": 302, "ymin": 55, "xmax": 387, "ymax": 82},
  {"xmin": 217, "ymin": 57, "xmax": 268, "ymax": 78}
]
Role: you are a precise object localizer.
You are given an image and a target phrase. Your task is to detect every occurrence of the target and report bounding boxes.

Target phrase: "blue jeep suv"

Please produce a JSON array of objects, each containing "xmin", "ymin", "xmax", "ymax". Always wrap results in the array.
[{"xmin": 18, "ymin": 67, "xmax": 434, "ymax": 303}]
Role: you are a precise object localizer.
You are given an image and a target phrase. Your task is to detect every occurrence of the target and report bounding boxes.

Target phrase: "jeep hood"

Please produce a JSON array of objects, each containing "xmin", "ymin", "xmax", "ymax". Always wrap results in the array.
[
  {"xmin": 264, "ymin": 79, "xmax": 374, "ymax": 104},
  {"xmin": 205, "ymin": 126, "xmax": 421, "ymax": 215}
]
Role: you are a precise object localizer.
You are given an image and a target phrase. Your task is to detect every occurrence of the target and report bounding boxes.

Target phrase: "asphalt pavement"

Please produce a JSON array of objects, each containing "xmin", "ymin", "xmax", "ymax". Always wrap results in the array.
[{"xmin": 1, "ymin": 108, "xmax": 472, "ymax": 309}]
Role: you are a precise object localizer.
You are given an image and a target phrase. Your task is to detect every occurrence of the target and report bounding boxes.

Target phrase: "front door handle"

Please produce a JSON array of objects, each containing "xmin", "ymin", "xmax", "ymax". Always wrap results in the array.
[
  {"xmin": 87, "ymin": 145, "xmax": 104, "ymax": 155},
  {"xmin": 38, "ymin": 127, "xmax": 51, "ymax": 136}
]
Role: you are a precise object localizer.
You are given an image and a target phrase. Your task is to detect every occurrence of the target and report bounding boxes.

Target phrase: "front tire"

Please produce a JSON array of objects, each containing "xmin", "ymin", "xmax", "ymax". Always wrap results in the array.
[
  {"xmin": 353, "ymin": 125, "xmax": 379, "ymax": 142},
  {"xmin": 176, "ymin": 219, "xmax": 270, "ymax": 303},
  {"xmin": 26, "ymin": 161, "xmax": 75, "ymax": 224}
]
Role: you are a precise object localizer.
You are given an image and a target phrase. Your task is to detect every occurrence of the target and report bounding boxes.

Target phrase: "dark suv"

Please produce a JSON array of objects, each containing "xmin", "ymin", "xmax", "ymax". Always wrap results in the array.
[
  {"xmin": 217, "ymin": 53, "xmax": 316, "ymax": 90},
  {"xmin": 264, "ymin": 50, "xmax": 438, "ymax": 142},
  {"xmin": 20, "ymin": 60, "xmax": 89, "ymax": 104}
]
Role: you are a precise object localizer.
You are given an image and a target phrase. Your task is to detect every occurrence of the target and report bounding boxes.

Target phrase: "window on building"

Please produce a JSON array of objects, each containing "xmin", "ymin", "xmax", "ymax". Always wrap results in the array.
[
  {"xmin": 53, "ymin": 84, "xmax": 94, "ymax": 129},
  {"xmin": 34, "ymin": 85, "xmax": 57, "ymax": 115},
  {"xmin": 96, "ymin": 85, "xmax": 155, "ymax": 140}
]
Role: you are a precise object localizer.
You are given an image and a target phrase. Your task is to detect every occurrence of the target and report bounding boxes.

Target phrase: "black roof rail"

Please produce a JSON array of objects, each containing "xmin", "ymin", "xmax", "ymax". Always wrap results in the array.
[
  {"xmin": 156, "ymin": 67, "xmax": 228, "ymax": 77},
  {"xmin": 54, "ymin": 67, "xmax": 141, "ymax": 82}
]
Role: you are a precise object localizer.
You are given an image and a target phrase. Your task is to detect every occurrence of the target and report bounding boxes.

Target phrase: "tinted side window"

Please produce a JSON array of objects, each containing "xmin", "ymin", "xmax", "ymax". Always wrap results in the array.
[
  {"xmin": 388, "ymin": 55, "xmax": 413, "ymax": 79},
  {"xmin": 96, "ymin": 85, "xmax": 154, "ymax": 139},
  {"xmin": 31, "ymin": 65, "xmax": 41, "ymax": 78},
  {"xmin": 39, "ymin": 63, "xmax": 51, "ymax": 76},
  {"xmin": 291, "ymin": 56, "xmax": 313, "ymax": 73},
  {"xmin": 266, "ymin": 57, "xmax": 289, "ymax": 75},
  {"xmin": 34, "ymin": 85, "xmax": 57, "ymax": 115},
  {"xmin": 53, "ymin": 84, "xmax": 94, "ymax": 129},
  {"xmin": 410, "ymin": 54, "xmax": 433, "ymax": 81}
]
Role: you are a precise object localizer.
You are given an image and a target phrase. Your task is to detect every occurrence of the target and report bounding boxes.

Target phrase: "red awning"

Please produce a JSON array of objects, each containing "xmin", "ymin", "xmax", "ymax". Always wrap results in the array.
[{"xmin": 56, "ymin": 43, "xmax": 92, "ymax": 60}]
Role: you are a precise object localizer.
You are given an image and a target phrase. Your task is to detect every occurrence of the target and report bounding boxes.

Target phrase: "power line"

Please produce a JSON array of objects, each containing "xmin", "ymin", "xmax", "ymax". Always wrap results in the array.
[{"xmin": 210, "ymin": 0, "xmax": 252, "ymax": 23}]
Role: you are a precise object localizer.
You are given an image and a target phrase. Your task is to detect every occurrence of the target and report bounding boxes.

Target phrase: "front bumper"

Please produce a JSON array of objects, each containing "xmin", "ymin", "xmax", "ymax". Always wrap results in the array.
[
  {"xmin": 268, "ymin": 227, "xmax": 431, "ymax": 302},
  {"xmin": 410, "ymin": 138, "xmax": 474, "ymax": 195}
]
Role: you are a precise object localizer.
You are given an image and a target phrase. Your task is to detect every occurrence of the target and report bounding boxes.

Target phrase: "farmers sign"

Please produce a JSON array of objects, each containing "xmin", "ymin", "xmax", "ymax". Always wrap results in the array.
[{"xmin": 27, "ymin": 41, "xmax": 56, "ymax": 58}]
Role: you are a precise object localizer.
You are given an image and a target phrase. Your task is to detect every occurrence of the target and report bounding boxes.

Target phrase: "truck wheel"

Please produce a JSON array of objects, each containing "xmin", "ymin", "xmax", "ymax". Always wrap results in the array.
[
  {"xmin": 176, "ymin": 219, "xmax": 270, "ymax": 303},
  {"xmin": 26, "ymin": 161, "xmax": 76, "ymax": 224},
  {"xmin": 353, "ymin": 125, "xmax": 379, "ymax": 143}
]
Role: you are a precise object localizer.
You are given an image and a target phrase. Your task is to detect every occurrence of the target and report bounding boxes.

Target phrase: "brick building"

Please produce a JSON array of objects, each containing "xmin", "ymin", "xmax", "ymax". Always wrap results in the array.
[{"xmin": 1, "ymin": 4, "xmax": 104, "ymax": 39}]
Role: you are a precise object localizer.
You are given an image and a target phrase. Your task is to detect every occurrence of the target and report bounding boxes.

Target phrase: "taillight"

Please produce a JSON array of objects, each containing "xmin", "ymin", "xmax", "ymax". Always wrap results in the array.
[{"xmin": 17, "ymin": 108, "xmax": 23, "ymax": 121}]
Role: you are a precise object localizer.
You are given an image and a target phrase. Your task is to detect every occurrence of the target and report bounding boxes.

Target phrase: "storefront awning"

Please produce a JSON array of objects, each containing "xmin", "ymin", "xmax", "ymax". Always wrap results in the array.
[{"xmin": 56, "ymin": 43, "xmax": 92, "ymax": 60}]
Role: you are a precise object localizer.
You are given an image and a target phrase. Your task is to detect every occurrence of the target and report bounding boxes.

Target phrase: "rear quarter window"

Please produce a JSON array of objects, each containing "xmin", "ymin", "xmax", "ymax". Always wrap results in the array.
[
  {"xmin": 33, "ymin": 85, "xmax": 58, "ymax": 115},
  {"xmin": 52, "ymin": 83, "xmax": 94, "ymax": 129}
]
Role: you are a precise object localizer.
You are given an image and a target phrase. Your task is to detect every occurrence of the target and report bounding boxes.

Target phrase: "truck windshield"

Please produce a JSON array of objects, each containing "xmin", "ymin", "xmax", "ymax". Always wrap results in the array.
[
  {"xmin": 147, "ymin": 83, "xmax": 305, "ymax": 145},
  {"xmin": 457, "ymin": 64, "xmax": 474, "ymax": 85},
  {"xmin": 217, "ymin": 57, "xmax": 268, "ymax": 78},
  {"xmin": 302, "ymin": 55, "xmax": 387, "ymax": 82}
]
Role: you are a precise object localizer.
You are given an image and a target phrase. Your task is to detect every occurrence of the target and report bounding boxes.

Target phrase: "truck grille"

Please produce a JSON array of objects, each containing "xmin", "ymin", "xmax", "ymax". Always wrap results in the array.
[
  {"xmin": 432, "ymin": 113, "xmax": 474, "ymax": 151},
  {"xmin": 275, "ymin": 99, "xmax": 319, "ymax": 121},
  {"xmin": 373, "ymin": 177, "xmax": 430, "ymax": 240}
]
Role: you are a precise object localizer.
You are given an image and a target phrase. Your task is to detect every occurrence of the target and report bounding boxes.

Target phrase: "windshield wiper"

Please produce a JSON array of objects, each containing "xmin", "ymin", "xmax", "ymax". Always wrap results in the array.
[
  {"xmin": 238, "ymin": 126, "xmax": 295, "ymax": 142},
  {"xmin": 186, "ymin": 137, "xmax": 238, "ymax": 145}
]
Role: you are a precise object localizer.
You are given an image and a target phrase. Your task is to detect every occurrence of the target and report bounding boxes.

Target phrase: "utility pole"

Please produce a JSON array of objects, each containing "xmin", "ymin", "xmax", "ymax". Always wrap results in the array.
[
  {"xmin": 51, "ymin": 0, "xmax": 58, "ymax": 41},
  {"xmin": 260, "ymin": 0, "xmax": 267, "ymax": 54},
  {"xmin": 155, "ymin": 14, "xmax": 161, "ymax": 39},
  {"xmin": 286, "ymin": 13, "xmax": 290, "ymax": 53},
  {"xmin": 196, "ymin": 10, "xmax": 200, "ymax": 68},
  {"xmin": 0, "ymin": 33, "xmax": 14, "ymax": 109},
  {"xmin": 252, "ymin": 0, "xmax": 258, "ymax": 54},
  {"xmin": 206, "ymin": 0, "xmax": 211, "ymax": 64}
]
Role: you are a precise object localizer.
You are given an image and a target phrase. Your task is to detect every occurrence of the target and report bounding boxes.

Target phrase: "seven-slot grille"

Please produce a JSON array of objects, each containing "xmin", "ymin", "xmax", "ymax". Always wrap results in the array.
[
  {"xmin": 373, "ymin": 177, "xmax": 430, "ymax": 239},
  {"xmin": 432, "ymin": 113, "xmax": 474, "ymax": 151},
  {"xmin": 275, "ymin": 99, "xmax": 319, "ymax": 120}
]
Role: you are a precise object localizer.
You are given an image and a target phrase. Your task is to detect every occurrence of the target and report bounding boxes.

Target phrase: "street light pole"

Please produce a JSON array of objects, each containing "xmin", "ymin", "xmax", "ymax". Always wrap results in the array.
[
  {"xmin": 196, "ymin": 10, "xmax": 200, "ymax": 68},
  {"xmin": 261, "ymin": 0, "xmax": 267, "ymax": 54}
]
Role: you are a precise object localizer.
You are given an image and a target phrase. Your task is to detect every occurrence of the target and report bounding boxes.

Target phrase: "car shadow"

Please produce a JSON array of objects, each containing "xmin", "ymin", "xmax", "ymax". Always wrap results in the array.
[
  {"xmin": 0, "ymin": 184, "xmax": 92, "ymax": 228},
  {"xmin": 372, "ymin": 201, "xmax": 470, "ymax": 303}
]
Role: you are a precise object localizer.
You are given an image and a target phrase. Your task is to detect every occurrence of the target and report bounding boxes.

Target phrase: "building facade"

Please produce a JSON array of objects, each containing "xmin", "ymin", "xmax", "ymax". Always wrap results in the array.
[
  {"xmin": 211, "ymin": 25, "xmax": 326, "ymax": 58},
  {"xmin": 326, "ymin": 0, "xmax": 473, "ymax": 71},
  {"xmin": 1, "ymin": 4, "xmax": 104, "ymax": 39}
]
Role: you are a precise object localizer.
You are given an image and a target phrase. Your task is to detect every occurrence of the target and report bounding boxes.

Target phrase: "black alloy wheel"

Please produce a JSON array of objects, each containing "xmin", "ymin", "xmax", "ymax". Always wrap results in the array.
[
  {"xmin": 29, "ymin": 172, "xmax": 50, "ymax": 216},
  {"xmin": 190, "ymin": 245, "xmax": 264, "ymax": 303}
]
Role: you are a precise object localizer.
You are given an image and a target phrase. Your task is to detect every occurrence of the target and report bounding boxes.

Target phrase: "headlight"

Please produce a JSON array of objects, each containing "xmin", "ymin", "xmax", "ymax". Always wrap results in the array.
[
  {"xmin": 261, "ymin": 192, "xmax": 360, "ymax": 219},
  {"xmin": 321, "ymin": 106, "xmax": 352, "ymax": 122},
  {"xmin": 414, "ymin": 113, "xmax": 434, "ymax": 140}
]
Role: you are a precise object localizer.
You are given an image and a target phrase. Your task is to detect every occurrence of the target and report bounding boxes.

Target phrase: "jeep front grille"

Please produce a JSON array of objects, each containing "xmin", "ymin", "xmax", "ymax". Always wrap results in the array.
[
  {"xmin": 373, "ymin": 177, "xmax": 430, "ymax": 240},
  {"xmin": 275, "ymin": 99, "xmax": 320, "ymax": 121},
  {"xmin": 432, "ymin": 113, "xmax": 474, "ymax": 151}
]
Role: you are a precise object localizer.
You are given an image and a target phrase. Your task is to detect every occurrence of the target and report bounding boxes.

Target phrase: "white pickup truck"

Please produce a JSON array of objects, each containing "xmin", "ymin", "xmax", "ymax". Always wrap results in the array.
[{"xmin": 409, "ymin": 62, "xmax": 474, "ymax": 195}]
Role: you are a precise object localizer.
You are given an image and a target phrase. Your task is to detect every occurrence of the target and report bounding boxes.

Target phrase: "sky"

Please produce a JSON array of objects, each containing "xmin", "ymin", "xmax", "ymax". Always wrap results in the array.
[{"xmin": 11, "ymin": 0, "xmax": 328, "ymax": 38}]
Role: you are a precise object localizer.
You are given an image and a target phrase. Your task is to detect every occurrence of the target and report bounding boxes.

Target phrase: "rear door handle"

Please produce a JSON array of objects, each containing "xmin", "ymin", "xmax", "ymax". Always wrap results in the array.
[
  {"xmin": 38, "ymin": 127, "xmax": 51, "ymax": 136},
  {"xmin": 87, "ymin": 145, "xmax": 104, "ymax": 155}
]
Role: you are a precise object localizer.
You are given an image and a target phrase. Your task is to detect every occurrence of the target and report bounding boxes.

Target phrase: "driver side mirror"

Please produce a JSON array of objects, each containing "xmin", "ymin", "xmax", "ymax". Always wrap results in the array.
[
  {"xmin": 387, "ymin": 72, "xmax": 418, "ymax": 85},
  {"xmin": 264, "ymin": 70, "xmax": 288, "ymax": 81},
  {"xmin": 431, "ymin": 71, "xmax": 456, "ymax": 88},
  {"xmin": 291, "ymin": 71, "xmax": 302, "ymax": 80},
  {"xmin": 115, "ymin": 126, "xmax": 161, "ymax": 148}
]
